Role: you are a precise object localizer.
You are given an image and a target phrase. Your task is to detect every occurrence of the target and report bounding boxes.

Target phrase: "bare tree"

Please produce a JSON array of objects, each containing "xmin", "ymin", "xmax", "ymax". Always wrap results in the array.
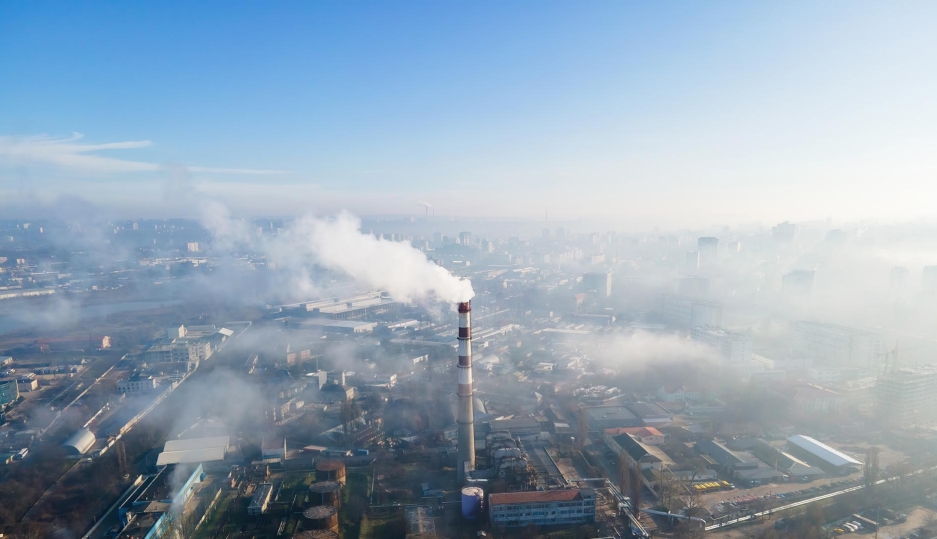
[
  {"xmin": 864, "ymin": 446, "xmax": 880, "ymax": 486},
  {"xmin": 617, "ymin": 450, "xmax": 629, "ymax": 496},
  {"xmin": 577, "ymin": 406, "xmax": 588, "ymax": 450},
  {"xmin": 864, "ymin": 446, "xmax": 881, "ymax": 508},
  {"xmin": 628, "ymin": 461, "xmax": 643, "ymax": 519},
  {"xmin": 167, "ymin": 505, "xmax": 199, "ymax": 539},
  {"xmin": 115, "ymin": 439, "xmax": 128, "ymax": 477},
  {"xmin": 658, "ymin": 466, "xmax": 680, "ymax": 511}
]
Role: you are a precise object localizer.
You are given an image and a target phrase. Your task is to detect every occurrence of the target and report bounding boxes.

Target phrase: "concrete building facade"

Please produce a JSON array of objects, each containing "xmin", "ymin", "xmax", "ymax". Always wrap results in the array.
[
  {"xmin": 691, "ymin": 327, "xmax": 753, "ymax": 364},
  {"xmin": 489, "ymin": 489, "xmax": 596, "ymax": 528},
  {"xmin": 792, "ymin": 321, "xmax": 885, "ymax": 368}
]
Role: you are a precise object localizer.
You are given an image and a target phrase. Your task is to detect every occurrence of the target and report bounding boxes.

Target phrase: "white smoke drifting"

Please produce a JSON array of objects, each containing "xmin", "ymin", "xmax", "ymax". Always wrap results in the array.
[
  {"xmin": 203, "ymin": 208, "xmax": 474, "ymax": 304},
  {"xmin": 589, "ymin": 330, "xmax": 720, "ymax": 371}
]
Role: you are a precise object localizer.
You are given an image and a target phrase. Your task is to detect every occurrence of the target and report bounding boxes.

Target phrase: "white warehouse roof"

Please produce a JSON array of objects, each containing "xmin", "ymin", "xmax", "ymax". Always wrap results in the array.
[
  {"xmin": 63, "ymin": 428, "xmax": 96, "ymax": 455},
  {"xmin": 163, "ymin": 436, "xmax": 229, "ymax": 452},
  {"xmin": 157, "ymin": 446, "xmax": 227, "ymax": 466},
  {"xmin": 787, "ymin": 435, "xmax": 861, "ymax": 468},
  {"xmin": 157, "ymin": 435, "xmax": 229, "ymax": 465}
]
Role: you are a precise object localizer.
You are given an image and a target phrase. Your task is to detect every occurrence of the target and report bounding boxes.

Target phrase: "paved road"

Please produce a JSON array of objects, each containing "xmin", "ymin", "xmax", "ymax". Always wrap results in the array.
[{"xmin": 706, "ymin": 466, "xmax": 937, "ymax": 531}]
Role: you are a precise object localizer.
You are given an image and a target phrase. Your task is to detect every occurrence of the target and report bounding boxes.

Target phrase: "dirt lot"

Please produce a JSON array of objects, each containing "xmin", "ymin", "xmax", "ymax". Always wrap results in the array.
[{"xmin": 875, "ymin": 507, "xmax": 937, "ymax": 539}]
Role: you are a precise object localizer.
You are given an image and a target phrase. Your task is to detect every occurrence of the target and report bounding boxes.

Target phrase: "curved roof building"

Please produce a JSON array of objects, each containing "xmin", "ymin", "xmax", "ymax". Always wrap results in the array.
[{"xmin": 63, "ymin": 428, "xmax": 96, "ymax": 456}]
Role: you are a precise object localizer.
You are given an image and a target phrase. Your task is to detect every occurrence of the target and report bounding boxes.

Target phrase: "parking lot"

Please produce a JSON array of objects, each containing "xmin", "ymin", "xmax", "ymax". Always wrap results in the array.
[{"xmin": 704, "ymin": 475, "xmax": 865, "ymax": 520}]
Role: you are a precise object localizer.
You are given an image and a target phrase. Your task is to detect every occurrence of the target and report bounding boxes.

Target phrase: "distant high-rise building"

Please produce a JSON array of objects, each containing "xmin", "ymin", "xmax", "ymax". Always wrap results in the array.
[
  {"xmin": 877, "ymin": 366, "xmax": 937, "ymax": 424},
  {"xmin": 792, "ymin": 321, "xmax": 885, "ymax": 368},
  {"xmin": 459, "ymin": 231, "xmax": 473, "ymax": 246},
  {"xmin": 542, "ymin": 228, "xmax": 551, "ymax": 239},
  {"xmin": 662, "ymin": 295, "xmax": 723, "ymax": 328},
  {"xmin": 923, "ymin": 266, "xmax": 937, "ymax": 295},
  {"xmin": 691, "ymin": 327, "xmax": 753, "ymax": 364},
  {"xmin": 187, "ymin": 242, "xmax": 199, "ymax": 253},
  {"xmin": 480, "ymin": 239, "xmax": 494, "ymax": 253},
  {"xmin": 677, "ymin": 276, "xmax": 710, "ymax": 297},
  {"xmin": 686, "ymin": 251, "xmax": 700, "ymax": 271},
  {"xmin": 783, "ymin": 270, "xmax": 815, "ymax": 296},
  {"xmin": 891, "ymin": 266, "xmax": 909, "ymax": 293},
  {"xmin": 697, "ymin": 237, "xmax": 718, "ymax": 268},
  {"xmin": 556, "ymin": 228, "xmax": 566, "ymax": 240},
  {"xmin": 826, "ymin": 229, "xmax": 846, "ymax": 245},
  {"xmin": 582, "ymin": 271, "xmax": 612, "ymax": 297},
  {"xmin": 772, "ymin": 222, "xmax": 798, "ymax": 243},
  {"xmin": 432, "ymin": 231, "xmax": 442, "ymax": 244},
  {"xmin": 132, "ymin": 222, "xmax": 139, "ymax": 231}
]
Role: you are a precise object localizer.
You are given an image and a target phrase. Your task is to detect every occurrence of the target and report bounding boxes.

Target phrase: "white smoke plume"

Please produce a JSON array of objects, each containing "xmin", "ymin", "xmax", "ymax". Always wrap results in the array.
[
  {"xmin": 203, "ymin": 208, "xmax": 474, "ymax": 304},
  {"xmin": 589, "ymin": 330, "xmax": 720, "ymax": 371}
]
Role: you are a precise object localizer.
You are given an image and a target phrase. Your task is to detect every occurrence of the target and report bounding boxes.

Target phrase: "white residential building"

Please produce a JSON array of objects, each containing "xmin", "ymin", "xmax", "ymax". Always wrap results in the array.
[
  {"xmin": 117, "ymin": 375, "xmax": 158, "ymax": 395},
  {"xmin": 792, "ymin": 321, "xmax": 885, "ymax": 368},
  {"xmin": 662, "ymin": 295, "xmax": 723, "ymax": 328},
  {"xmin": 691, "ymin": 327, "xmax": 753, "ymax": 364}
]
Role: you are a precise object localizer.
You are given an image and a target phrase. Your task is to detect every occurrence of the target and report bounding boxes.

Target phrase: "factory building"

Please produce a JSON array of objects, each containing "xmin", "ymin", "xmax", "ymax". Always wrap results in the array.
[
  {"xmin": 289, "ymin": 319, "xmax": 377, "ymax": 334},
  {"xmin": 156, "ymin": 436, "xmax": 229, "ymax": 466},
  {"xmin": 117, "ymin": 463, "xmax": 203, "ymax": 538},
  {"xmin": 608, "ymin": 433, "xmax": 674, "ymax": 471},
  {"xmin": 489, "ymin": 489, "xmax": 596, "ymax": 528},
  {"xmin": 585, "ymin": 406, "xmax": 642, "ymax": 432},
  {"xmin": 786, "ymin": 435, "xmax": 861, "ymax": 474},
  {"xmin": 283, "ymin": 291, "xmax": 398, "ymax": 320},
  {"xmin": 603, "ymin": 427, "xmax": 664, "ymax": 446},
  {"xmin": 690, "ymin": 327, "xmax": 753, "ymax": 364},
  {"xmin": 249, "ymin": 483, "xmax": 274, "ymax": 515}
]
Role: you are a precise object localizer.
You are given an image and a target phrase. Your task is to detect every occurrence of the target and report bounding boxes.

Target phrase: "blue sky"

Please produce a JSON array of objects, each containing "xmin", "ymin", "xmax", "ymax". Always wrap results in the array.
[{"xmin": 1, "ymin": 2, "xmax": 935, "ymax": 226}]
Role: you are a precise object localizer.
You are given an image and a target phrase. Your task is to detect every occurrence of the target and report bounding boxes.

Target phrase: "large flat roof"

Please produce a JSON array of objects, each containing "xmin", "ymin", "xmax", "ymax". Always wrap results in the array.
[
  {"xmin": 787, "ymin": 435, "xmax": 861, "ymax": 467},
  {"xmin": 157, "ymin": 446, "xmax": 226, "ymax": 466},
  {"xmin": 490, "ymin": 489, "xmax": 589, "ymax": 505},
  {"xmin": 163, "ymin": 436, "xmax": 229, "ymax": 452},
  {"xmin": 586, "ymin": 406, "xmax": 638, "ymax": 421}
]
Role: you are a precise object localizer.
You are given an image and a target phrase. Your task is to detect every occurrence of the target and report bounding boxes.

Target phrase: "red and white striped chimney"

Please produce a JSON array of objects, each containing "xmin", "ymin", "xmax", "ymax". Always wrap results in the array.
[{"xmin": 457, "ymin": 300, "xmax": 475, "ymax": 481}]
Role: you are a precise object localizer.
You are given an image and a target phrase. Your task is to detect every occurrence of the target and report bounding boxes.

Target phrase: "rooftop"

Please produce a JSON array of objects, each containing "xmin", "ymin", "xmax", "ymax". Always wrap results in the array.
[
  {"xmin": 490, "ymin": 488, "xmax": 591, "ymax": 505},
  {"xmin": 787, "ymin": 435, "xmax": 862, "ymax": 467},
  {"xmin": 585, "ymin": 406, "xmax": 638, "ymax": 422}
]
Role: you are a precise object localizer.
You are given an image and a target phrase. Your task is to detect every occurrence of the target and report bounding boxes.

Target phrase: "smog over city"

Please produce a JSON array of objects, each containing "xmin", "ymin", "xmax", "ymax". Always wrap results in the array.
[{"xmin": 2, "ymin": 3, "xmax": 937, "ymax": 539}]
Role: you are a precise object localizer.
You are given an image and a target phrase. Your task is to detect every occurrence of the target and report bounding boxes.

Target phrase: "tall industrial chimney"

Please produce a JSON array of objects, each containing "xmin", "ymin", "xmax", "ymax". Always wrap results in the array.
[{"xmin": 457, "ymin": 300, "xmax": 476, "ymax": 482}]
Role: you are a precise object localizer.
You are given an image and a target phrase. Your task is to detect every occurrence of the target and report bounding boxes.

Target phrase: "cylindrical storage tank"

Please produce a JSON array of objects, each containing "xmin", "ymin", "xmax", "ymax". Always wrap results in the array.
[
  {"xmin": 461, "ymin": 487, "xmax": 484, "ymax": 520},
  {"xmin": 303, "ymin": 506, "xmax": 339, "ymax": 531},
  {"xmin": 315, "ymin": 460, "xmax": 346, "ymax": 484},
  {"xmin": 309, "ymin": 480, "xmax": 342, "ymax": 507},
  {"xmin": 292, "ymin": 531, "xmax": 339, "ymax": 539}
]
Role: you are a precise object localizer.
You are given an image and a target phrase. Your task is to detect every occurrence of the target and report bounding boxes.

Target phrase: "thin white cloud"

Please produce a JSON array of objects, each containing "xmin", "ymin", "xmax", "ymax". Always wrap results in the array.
[
  {"xmin": 188, "ymin": 166, "xmax": 290, "ymax": 175},
  {"xmin": 0, "ymin": 132, "xmax": 288, "ymax": 175}
]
